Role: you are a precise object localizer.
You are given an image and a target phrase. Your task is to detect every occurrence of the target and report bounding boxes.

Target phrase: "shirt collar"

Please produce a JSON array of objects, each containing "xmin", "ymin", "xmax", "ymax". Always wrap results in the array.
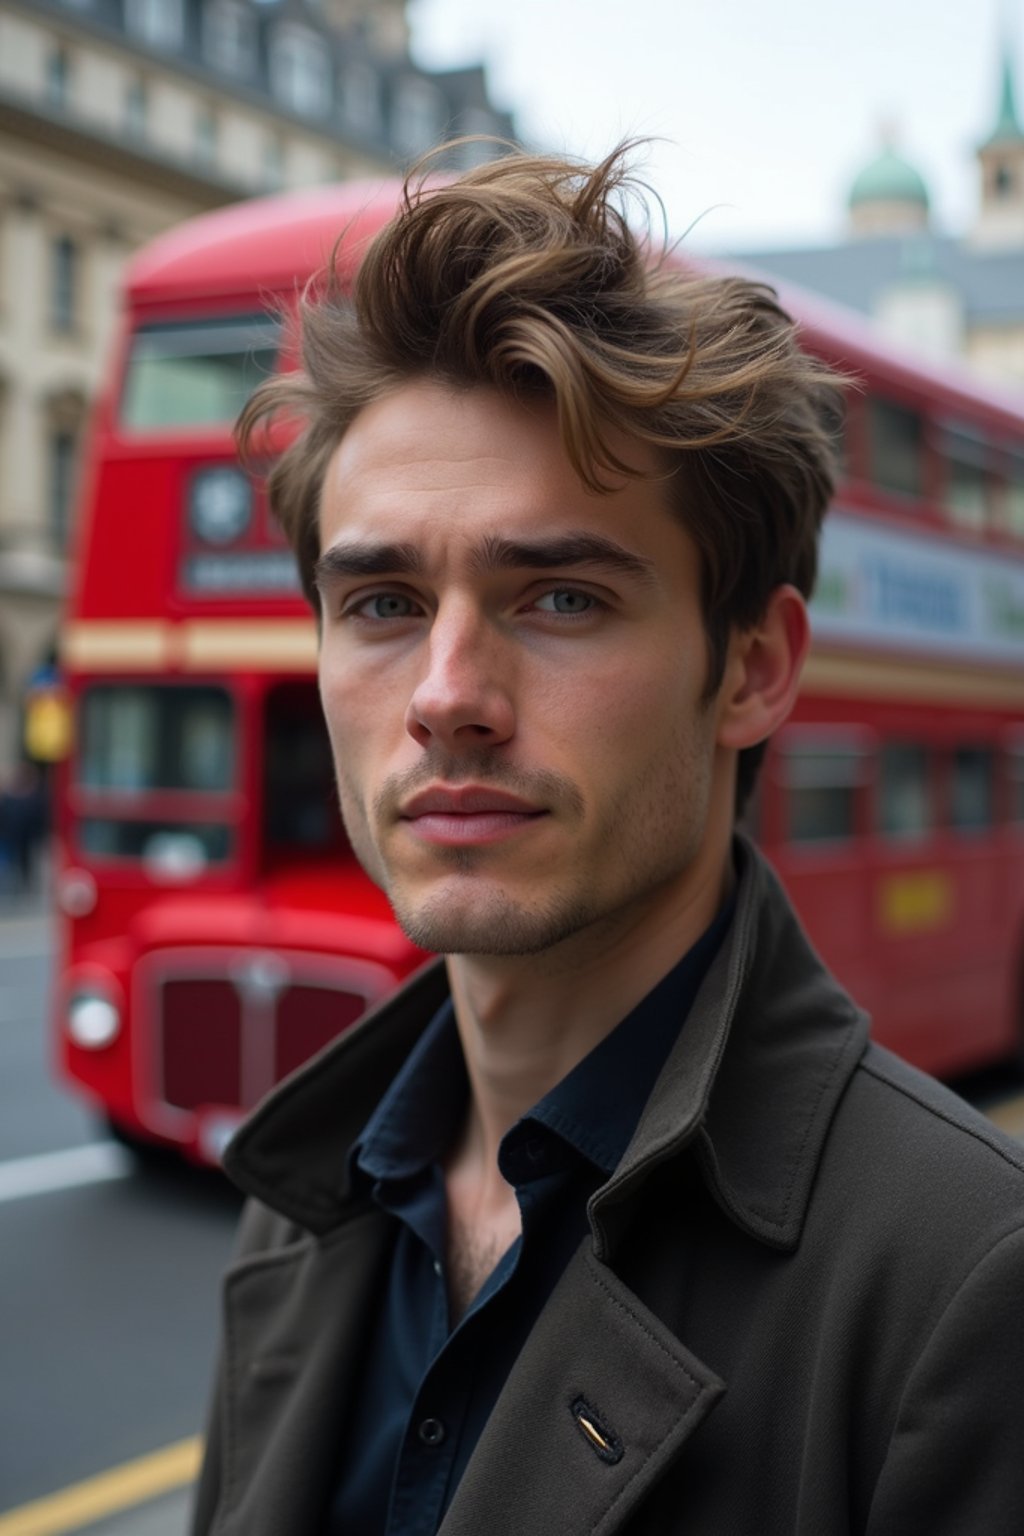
[
  {"xmin": 353, "ymin": 999, "xmax": 465, "ymax": 1185},
  {"xmin": 512, "ymin": 898, "xmax": 734, "ymax": 1177},
  {"xmin": 354, "ymin": 899, "xmax": 733, "ymax": 1191}
]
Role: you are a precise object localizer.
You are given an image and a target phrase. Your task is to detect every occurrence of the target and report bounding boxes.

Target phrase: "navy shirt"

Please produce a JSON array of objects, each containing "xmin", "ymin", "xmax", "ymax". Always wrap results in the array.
[{"xmin": 327, "ymin": 904, "xmax": 732, "ymax": 1535}]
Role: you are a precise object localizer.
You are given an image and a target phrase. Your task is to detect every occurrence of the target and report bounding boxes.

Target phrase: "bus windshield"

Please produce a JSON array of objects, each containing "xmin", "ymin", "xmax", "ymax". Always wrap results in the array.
[
  {"xmin": 119, "ymin": 313, "xmax": 280, "ymax": 431},
  {"xmin": 76, "ymin": 684, "xmax": 236, "ymax": 871},
  {"xmin": 79, "ymin": 684, "xmax": 234, "ymax": 792}
]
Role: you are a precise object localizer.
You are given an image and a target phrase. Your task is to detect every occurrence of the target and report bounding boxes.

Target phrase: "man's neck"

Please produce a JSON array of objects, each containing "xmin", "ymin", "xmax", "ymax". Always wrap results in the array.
[{"xmin": 444, "ymin": 850, "xmax": 733, "ymax": 1185}]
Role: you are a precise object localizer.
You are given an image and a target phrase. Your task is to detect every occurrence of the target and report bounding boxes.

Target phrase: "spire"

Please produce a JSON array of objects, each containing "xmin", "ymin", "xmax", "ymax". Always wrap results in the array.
[
  {"xmin": 983, "ymin": 36, "xmax": 1024, "ymax": 146},
  {"xmin": 973, "ymin": 26, "xmax": 1024, "ymax": 248}
]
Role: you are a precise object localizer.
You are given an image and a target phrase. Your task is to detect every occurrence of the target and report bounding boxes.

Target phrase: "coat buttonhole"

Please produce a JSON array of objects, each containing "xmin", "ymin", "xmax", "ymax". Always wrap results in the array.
[{"xmin": 570, "ymin": 1397, "xmax": 624, "ymax": 1465}]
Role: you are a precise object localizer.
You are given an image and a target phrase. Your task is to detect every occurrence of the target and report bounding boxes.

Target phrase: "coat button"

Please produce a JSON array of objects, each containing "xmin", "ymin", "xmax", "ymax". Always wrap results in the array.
[{"xmin": 418, "ymin": 1417, "xmax": 447, "ymax": 1447}]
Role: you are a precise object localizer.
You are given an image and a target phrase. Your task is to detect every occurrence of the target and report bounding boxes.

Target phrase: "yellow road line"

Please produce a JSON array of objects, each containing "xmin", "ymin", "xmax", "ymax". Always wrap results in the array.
[{"xmin": 0, "ymin": 1437, "xmax": 201, "ymax": 1536}]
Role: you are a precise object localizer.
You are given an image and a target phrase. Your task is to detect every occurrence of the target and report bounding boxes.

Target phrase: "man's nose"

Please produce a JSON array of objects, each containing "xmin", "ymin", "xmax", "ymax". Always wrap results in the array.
[{"xmin": 404, "ymin": 603, "xmax": 515, "ymax": 751}]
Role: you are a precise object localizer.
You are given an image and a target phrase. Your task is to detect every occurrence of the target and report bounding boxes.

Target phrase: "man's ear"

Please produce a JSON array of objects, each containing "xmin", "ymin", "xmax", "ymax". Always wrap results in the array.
[{"xmin": 716, "ymin": 585, "xmax": 811, "ymax": 751}]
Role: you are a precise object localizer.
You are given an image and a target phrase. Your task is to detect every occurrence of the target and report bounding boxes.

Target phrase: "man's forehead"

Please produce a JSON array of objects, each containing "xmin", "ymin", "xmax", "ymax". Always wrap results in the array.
[
  {"xmin": 318, "ymin": 379, "xmax": 684, "ymax": 577},
  {"xmin": 326, "ymin": 379, "xmax": 660, "ymax": 496},
  {"xmin": 327, "ymin": 383, "xmax": 566, "ymax": 496}
]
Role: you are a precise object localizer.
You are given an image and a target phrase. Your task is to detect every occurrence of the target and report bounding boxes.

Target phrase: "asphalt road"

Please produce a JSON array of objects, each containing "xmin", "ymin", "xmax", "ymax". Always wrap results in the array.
[{"xmin": 0, "ymin": 900, "xmax": 239, "ymax": 1527}]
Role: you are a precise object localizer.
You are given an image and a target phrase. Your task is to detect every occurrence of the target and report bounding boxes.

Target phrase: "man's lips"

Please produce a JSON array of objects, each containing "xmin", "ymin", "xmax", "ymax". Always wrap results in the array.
[
  {"xmin": 398, "ymin": 785, "xmax": 548, "ymax": 846},
  {"xmin": 401, "ymin": 786, "xmax": 544, "ymax": 817}
]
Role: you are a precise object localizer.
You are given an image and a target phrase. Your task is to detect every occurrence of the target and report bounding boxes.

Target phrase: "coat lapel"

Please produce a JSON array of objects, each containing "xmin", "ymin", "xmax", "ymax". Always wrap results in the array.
[
  {"xmin": 213, "ymin": 1206, "xmax": 395, "ymax": 1536},
  {"xmin": 441, "ymin": 1241, "xmax": 724, "ymax": 1536}
]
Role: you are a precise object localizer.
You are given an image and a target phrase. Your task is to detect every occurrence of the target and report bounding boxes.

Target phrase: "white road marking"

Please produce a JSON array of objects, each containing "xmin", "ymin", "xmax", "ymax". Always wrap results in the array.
[{"xmin": 0, "ymin": 1143, "xmax": 132, "ymax": 1205}]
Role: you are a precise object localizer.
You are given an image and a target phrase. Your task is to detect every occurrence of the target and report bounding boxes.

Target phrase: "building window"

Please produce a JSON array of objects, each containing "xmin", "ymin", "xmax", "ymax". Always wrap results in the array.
[
  {"xmin": 125, "ymin": 78, "xmax": 148, "ymax": 138},
  {"xmin": 271, "ymin": 25, "xmax": 331, "ymax": 118},
  {"xmin": 392, "ymin": 78, "xmax": 445, "ymax": 158},
  {"xmin": 203, "ymin": 0, "xmax": 255, "ymax": 78},
  {"xmin": 50, "ymin": 235, "xmax": 79, "ymax": 334},
  {"xmin": 126, "ymin": 0, "xmax": 184, "ymax": 51},
  {"xmin": 48, "ymin": 427, "xmax": 78, "ymax": 549},
  {"xmin": 457, "ymin": 109, "xmax": 501, "ymax": 168},
  {"xmin": 867, "ymin": 397, "xmax": 924, "ymax": 500},
  {"xmin": 195, "ymin": 106, "xmax": 218, "ymax": 169},
  {"xmin": 340, "ymin": 62, "xmax": 381, "ymax": 137},
  {"xmin": 994, "ymin": 163, "xmax": 1015, "ymax": 199},
  {"xmin": 46, "ymin": 46, "xmax": 70, "ymax": 110},
  {"xmin": 262, "ymin": 136, "xmax": 285, "ymax": 191}
]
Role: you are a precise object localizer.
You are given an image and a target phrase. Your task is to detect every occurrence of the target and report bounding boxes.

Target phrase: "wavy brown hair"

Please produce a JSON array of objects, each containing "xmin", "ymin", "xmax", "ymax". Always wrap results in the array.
[{"xmin": 238, "ymin": 143, "xmax": 844, "ymax": 813}]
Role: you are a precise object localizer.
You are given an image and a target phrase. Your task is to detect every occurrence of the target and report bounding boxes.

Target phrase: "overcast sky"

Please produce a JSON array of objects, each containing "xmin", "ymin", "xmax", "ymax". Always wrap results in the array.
[{"xmin": 408, "ymin": 0, "xmax": 1012, "ymax": 251}]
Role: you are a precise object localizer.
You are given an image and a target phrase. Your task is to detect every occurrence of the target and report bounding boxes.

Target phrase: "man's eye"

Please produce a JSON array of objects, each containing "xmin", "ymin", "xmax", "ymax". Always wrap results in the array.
[
  {"xmin": 351, "ymin": 593, "xmax": 419, "ymax": 620},
  {"xmin": 535, "ymin": 589, "xmax": 597, "ymax": 615}
]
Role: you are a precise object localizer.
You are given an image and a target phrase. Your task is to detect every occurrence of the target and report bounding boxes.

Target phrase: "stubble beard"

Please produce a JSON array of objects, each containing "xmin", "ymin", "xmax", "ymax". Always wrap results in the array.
[
  {"xmin": 333, "ymin": 727, "xmax": 714, "ymax": 961},
  {"xmin": 388, "ymin": 847, "xmax": 606, "ymax": 957},
  {"xmin": 334, "ymin": 752, "xmax": 600, "ymax": 957}
]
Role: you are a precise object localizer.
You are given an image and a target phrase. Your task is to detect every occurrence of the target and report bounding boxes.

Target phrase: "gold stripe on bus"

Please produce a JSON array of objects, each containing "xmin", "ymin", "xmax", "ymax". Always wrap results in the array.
[
  {"xmin": 60, "ymin": 621, "xmax": 171, "ymax": 669},
  {"xmin": 802, "ymin": 648, "xmax": 1024, "ymax": 708},
  {"xmin": 178, "ymin": 619, "xmax": 318, "ymax": 670}
]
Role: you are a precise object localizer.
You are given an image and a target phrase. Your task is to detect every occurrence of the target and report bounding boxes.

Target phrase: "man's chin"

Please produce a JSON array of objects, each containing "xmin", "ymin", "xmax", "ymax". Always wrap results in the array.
[{"xmin": 389, "ymin": 886, "xmax": 596, "ymax": 959}]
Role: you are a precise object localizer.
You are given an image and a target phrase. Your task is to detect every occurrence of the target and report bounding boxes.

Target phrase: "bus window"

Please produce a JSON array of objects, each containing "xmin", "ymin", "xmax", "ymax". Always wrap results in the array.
[
  {"xmin": 80, "ymin": 684, "xmax": 234, "ymax": 791},
  {"xmin": 777, "ymin": 730, "xmax": 870, "ymax": 844},
  {"xmin": 949, "ymin": 746, "xmax": 994, "ymax": 833},
  {"xmin": 867, "ymin": 397, "xmax": 924, "ymax": 500},
  {"xmin": 1006, "ymin": 454, "xmax": 1024, "ymax": 538},
  {"xmin": 879, "ymin": 742, "xmax": 931, "ymax": 840},
  {"xmin": 80, "ymin": 819, "xmax": 231, "ymax": 866},
  {"xmin": 76, "ymin": 684, "xmax": 235, "ymax": 871},
  {"xmin": 1007, "ymin": 740, "xmax": 1024, "ymax": 823},
  {"xmin": 263, "ymin": 681, "xmax": 345, "ymax": 856},
  {"xmin": 120, "ymin": 313, "xmax": 280, "ymax": 432},
  {"xmin": 943, "ymin": 427, "xmax": 991, "ymax": 531},
  {"xmin": 821, "ymin": 392, "xmax": 848, "ymax": 480}
]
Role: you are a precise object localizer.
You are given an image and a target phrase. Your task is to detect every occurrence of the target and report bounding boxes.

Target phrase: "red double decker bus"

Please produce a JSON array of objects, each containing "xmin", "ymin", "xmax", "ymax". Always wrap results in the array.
[{"xmin": 53, "ymin": 182, "xmax": 1024, "ymax": 1163}]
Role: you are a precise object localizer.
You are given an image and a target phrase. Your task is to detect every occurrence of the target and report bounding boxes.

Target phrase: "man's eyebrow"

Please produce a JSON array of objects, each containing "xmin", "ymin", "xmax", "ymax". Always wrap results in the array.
[
  {"xmin": 312, "ymin": 532, "xmax": 658, "ymax": 589},
  {"xmin": 472, "ymin": 533, "xmax": 657, "ymax": 583},
  {"xmin": 313, "ymin": 542, "xmax": 422, "ymax": 588}
]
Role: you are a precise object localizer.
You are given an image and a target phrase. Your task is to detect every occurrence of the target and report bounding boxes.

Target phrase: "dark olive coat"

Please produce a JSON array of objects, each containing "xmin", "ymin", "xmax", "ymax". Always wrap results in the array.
[{"xmin": 192, "ymin": 840, "xmax": 1024, "ymax": 1535}]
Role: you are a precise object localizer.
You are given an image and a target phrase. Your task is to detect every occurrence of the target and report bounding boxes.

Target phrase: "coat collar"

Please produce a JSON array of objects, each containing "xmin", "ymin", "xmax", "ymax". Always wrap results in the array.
[{"xmin": 223, "ymin": 836, "xmax": 869, "ymax": 1252}]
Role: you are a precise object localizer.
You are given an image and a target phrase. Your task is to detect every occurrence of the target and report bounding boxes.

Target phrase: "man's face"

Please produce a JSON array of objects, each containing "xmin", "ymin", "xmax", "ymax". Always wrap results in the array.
[{"xmin": 316, "ymin": 380, "xmax": 734, "ymax": 959}]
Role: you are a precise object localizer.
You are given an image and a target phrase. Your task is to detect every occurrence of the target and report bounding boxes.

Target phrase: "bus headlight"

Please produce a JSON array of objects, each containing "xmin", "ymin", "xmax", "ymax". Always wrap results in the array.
[
  {"xmin": 188, "ymin": 467, "xmax": 251, "ymax": 545},
  {"xmin": 57, "ymin": 867, "xmax": 98, "ymax": 918},
  {"xmin": 68, "ymin": 989, "xmax": 121, "ymax": 1049}
]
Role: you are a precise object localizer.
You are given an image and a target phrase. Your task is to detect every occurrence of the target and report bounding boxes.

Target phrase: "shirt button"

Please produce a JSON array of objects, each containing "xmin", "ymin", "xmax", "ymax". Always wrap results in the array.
[
  {"xmin": 418, "ymin": 1417, "xmax": 447, "ymax": 1447},
  {"xmin": 433, "ymin": 1258, "xmax": 443, "ymax": 1278}
]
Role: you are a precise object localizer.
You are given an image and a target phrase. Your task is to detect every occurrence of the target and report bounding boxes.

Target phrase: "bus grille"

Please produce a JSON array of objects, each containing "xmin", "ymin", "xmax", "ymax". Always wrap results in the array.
[{"xmin": 158, "ymin": 972, "xmax": 368, "ymax": 1114}]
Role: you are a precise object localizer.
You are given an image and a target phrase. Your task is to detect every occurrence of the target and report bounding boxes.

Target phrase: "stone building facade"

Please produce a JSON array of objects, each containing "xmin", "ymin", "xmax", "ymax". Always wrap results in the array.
[{"xmin": 0, "ymin": 0, "xmax": 513, "ymax": 771}]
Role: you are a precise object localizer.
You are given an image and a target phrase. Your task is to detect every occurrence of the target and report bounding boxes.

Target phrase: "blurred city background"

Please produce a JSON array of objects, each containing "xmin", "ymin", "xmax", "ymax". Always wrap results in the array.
[{"xmin": 1, "ymin": 1, "xmax": 1023, "ymax": 1532}]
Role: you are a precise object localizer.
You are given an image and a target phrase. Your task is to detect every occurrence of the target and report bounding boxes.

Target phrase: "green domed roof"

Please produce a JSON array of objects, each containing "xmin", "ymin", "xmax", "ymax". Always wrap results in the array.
[{"xmin": 848, "ymin": 147, "xmax": 930, "ymax": 209}]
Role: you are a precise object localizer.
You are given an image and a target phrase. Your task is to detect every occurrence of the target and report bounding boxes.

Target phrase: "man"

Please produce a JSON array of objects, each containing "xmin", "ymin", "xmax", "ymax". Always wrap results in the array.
[{"xmin": 192, "ymin": 149, "xmax": 1024, "ymax": 1536}]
